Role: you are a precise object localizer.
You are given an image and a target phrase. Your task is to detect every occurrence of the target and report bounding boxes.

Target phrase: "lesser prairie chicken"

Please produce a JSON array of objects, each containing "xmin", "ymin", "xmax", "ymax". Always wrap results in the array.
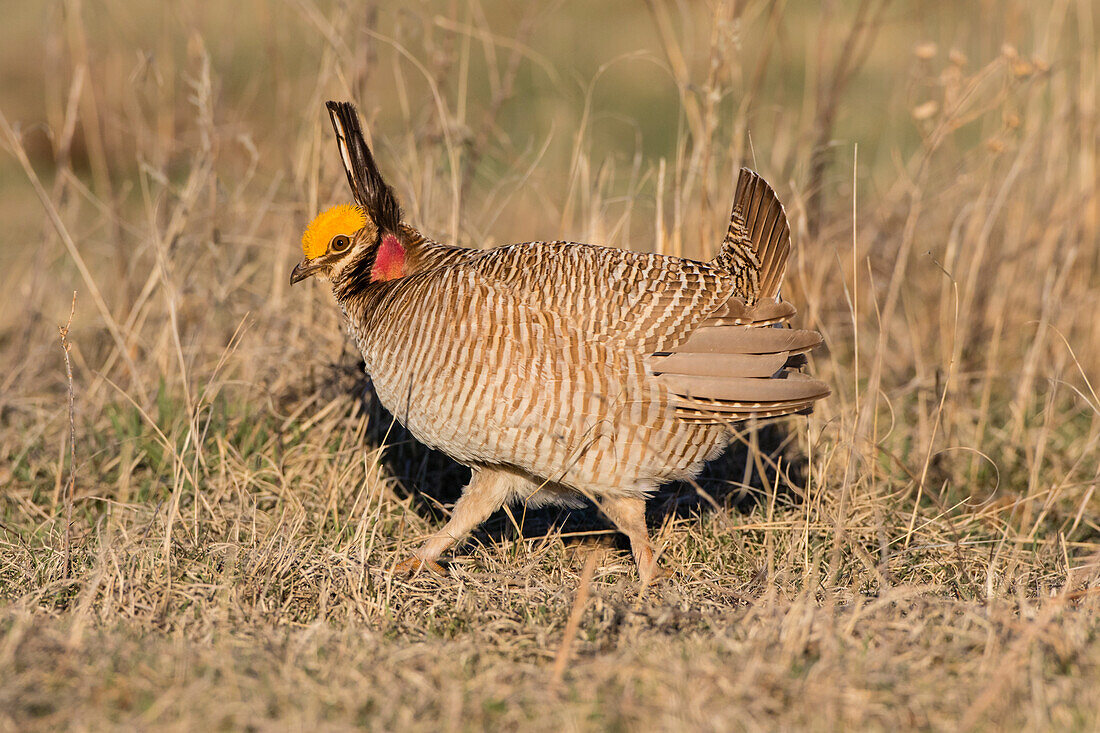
[{"xmin": 292, "ymin": 101, "xmax": 829, "ymax": 584}]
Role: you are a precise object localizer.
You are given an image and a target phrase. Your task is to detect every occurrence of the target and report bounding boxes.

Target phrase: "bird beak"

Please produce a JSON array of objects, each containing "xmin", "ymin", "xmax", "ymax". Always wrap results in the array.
[{"xmin": 290, "ymin": 259, "xmax": 324, "ymax": 285}]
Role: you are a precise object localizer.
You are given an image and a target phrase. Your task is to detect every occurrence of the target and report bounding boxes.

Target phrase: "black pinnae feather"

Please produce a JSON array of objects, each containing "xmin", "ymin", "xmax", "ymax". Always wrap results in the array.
[{"xmin": 326, "ymin": 101, "xmax": 402, "ymax": 233}]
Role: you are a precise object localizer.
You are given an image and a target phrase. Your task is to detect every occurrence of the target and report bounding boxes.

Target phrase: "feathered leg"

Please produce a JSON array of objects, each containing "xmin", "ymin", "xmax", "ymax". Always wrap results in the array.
[
  {"xmin": 596, "ymin": 495, "xmax": 670, "ymax": 586},
  {"xmin": 394, "ymin": 468, "xmax": 517, "ymax": 576}
]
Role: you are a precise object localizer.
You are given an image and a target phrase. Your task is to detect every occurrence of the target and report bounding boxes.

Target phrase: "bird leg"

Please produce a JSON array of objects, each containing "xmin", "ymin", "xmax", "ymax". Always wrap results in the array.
[
  {"xmin": 596, "ymin": 495, "xmax": 670, "ymax": 586},
  {"xmin": 393, "ymin": 468, "xmax": 516, "ymax": 577}
]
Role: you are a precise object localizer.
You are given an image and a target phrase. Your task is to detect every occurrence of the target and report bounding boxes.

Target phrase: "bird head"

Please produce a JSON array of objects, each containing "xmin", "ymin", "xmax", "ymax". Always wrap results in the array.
[{"xmin": 291, "ymin": 101, "xmax": 405, "ymax": 290}]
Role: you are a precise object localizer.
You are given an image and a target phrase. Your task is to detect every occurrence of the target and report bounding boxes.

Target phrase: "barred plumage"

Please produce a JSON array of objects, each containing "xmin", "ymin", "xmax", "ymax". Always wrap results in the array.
[{"xmin": 291, "ymin": 101, "xmax": 830, "ymax": 584}]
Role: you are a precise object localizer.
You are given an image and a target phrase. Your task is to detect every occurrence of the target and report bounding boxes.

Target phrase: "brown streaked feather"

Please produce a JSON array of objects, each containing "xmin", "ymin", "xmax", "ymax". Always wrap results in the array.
[
  {"xmin": 456, "ymin": 242, "xmax": 736, "ymax": 355},
  {"xmin": 432, "ymin": 243, "xmax": 830, "ymax": 434},
  {"xmin": 714, "ymin": 168, "xmax": 792, "ymax": 302},
  {"xmin": 735, "ymin": 167, "xmax": 791, "ymax": 301},
  {"xmin": 397, "ymin": 223, "xmax": 475, "ymax": 274}
]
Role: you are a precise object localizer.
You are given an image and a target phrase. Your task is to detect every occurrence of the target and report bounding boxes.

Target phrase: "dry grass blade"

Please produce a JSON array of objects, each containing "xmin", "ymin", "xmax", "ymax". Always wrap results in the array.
[
  {"xmin": 550, "ymin": 549, "xmax": 598, "ymax": 687},
  {"xmin": 0, "ymin": 109, "xmax": 146, "ymax": 402},
  {"xmin": 57, "ymin": 291, "xmax": 77, "ymax": 578},
  {"xmin": 0, "ymin": 1, "xmax": 1098, "ymax": 730}
]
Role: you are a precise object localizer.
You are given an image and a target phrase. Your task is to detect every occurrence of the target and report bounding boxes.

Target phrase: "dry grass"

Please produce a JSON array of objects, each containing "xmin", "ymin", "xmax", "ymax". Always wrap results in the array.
[{"xmin": 2, "ymin": 0, "xmax": 1099, "ymax": 730}]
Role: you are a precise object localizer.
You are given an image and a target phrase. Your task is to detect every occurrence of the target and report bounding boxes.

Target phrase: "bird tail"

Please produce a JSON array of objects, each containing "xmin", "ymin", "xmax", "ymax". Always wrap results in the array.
[
  {"xmin": 651, "ymin": 169, "xmax": 827, "ymax": 424},
  {"xmin": 712, "ymin": 168, "xmax": 791, "ymax": 303}
]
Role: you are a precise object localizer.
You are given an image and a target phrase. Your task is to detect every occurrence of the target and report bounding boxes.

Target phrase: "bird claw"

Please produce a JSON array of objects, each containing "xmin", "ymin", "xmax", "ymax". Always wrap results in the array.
[
  {"xmin": 392, "ymin": 555, "xmax": 448, "ymax": 578},
  {"xmin": 639, "ymin": 564, "xmax": 673, "ymax": 588}
]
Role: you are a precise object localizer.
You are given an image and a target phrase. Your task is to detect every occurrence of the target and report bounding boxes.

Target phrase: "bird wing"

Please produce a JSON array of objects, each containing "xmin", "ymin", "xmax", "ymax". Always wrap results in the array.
[
  {"xmin": 457, "ymin": 241, "xmax": 732, "ymax": 353},
  {"xmin": 650, "ymin": 313, "xmax": 829, "ymax": 423},
  {"xmin": 451, "ymin": 243, "xmax": 829, "ymax": 424}
]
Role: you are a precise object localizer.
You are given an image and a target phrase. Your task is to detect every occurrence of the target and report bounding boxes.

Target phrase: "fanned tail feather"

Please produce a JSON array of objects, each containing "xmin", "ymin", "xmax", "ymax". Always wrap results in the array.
[
  {"xmin": 714, "ymin": 168, "xmax": 792, "ymax": 303},
  {"xmin": 656, "ymin": 170, "xmax": 826, "ymax": 425}
]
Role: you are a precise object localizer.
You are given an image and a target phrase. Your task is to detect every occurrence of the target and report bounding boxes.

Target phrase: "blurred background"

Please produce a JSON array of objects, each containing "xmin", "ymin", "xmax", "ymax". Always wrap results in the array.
[{"xmin": 3, "ymin": 0, "xmax": 1095, "ymax": 505}]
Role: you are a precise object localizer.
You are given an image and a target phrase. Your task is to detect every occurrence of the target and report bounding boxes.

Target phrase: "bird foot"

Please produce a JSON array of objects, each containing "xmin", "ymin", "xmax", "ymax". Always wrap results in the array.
[
  {"xmin": 639, "ymin": 564, "xmax": 673, "ymax": 588},
  {"xmin": 392, "ymin": 555, "xmax": 448, "ymax": 578}
]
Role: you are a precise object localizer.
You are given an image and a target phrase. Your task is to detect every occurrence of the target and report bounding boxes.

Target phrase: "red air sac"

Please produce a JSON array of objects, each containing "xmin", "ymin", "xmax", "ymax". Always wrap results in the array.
[{"xmin": 371, "ymin": 234, "xmax": 406, "ymax": 281}]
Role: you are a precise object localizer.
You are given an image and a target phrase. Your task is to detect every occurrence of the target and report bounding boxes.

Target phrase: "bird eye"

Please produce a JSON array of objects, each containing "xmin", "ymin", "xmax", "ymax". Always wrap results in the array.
[{"xmin": 329, "ymin": 234, "xmax": 351, "ymax": 253}]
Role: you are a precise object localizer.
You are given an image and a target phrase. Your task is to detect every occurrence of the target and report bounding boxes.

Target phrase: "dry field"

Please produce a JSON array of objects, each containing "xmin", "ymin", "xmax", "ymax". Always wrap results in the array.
[{"xmin": 2, "ymin": 1, "xmax": 1099, "ymax": 730}]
